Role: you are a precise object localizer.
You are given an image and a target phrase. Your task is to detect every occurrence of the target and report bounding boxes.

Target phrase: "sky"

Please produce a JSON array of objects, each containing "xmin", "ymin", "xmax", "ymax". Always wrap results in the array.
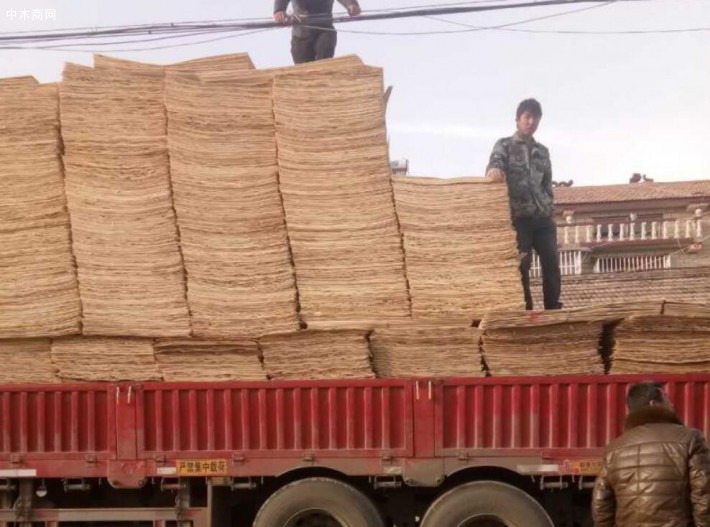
[{"xmin": 0, "ymin": 0, "xmax": 708, "ymax": 186}]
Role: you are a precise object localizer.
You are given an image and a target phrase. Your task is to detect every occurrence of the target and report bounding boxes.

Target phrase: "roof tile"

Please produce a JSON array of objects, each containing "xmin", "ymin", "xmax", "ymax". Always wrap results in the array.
[{"xmin": 554, "ymin": 180, "xmax": 710, "ymax": 205}]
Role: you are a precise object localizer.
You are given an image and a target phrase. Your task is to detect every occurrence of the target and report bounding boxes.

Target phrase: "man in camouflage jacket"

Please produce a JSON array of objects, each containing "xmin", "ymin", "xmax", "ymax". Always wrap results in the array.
[
  {"xmin": 486, "ymin": 98, "xmax": 562, "ymax": 310},
  {"xmin": 274, "ymin": 0, "xmax": 361, "ymax": 64}
]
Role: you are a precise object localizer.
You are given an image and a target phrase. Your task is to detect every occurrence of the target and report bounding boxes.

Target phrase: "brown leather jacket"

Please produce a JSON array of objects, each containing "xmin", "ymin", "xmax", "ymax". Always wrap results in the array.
[{"xmin": 592, "ymin": 406, "xmax": 710, "ymax": 527}]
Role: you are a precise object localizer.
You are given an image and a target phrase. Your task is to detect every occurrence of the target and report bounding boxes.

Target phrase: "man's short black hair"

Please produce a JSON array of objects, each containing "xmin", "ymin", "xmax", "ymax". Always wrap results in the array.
[
  {"xmin": 627, "ymin": 381, "xmax": 665, "ymax": 412},
  {"xmin": 516, "ymin": 98, "xmax": 543, "ymax": 120}
]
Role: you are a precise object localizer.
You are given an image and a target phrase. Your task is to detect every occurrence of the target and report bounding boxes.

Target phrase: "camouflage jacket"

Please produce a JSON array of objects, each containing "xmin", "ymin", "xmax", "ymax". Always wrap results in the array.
[
  {"xmin": 487, "ymin": 133, "xmax": 554, "ymax": 220},
  {"xmin": 274, "ymin": 0, "xmax": 358, "ymax": 36}
]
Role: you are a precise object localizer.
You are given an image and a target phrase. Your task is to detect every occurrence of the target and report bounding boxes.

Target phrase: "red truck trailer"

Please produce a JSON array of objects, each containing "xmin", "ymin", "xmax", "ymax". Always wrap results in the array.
[{"xmin": 1, "ymin": 373, "xmax": 708, "ymax": 526}]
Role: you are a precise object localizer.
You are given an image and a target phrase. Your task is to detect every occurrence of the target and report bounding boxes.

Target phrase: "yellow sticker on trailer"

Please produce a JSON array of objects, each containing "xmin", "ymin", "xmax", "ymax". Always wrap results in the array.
[
  {"xmin": 177, "ymin": 459, "xmax": 229, "ymax": 476},
  {"xmin": 565, "ymin": 459, "xmax": 602, "ymax": 475}
]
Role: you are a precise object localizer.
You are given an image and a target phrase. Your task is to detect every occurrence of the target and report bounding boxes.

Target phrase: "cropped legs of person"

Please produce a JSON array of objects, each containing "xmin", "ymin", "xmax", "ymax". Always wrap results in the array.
[
  {"xmin": 514, "ymin": 217, "xmax": 562, "ymax": 310},
  {"xmin": 291, "ymin": 28, "xmax": 337, "ymax": 63}
]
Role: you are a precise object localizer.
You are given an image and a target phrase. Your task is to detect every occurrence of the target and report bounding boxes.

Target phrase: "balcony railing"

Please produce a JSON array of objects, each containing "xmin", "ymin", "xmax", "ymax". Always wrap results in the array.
[
  {"xmin": 558, "ymin": 218, "xmax": 702, "ymax": 246},
  {"xmin": 593, "ymin": 254, "xmax": 671, "ymax": 273},
  {"xmin": 531, "ymin": 250, "xmax": 582, "ymax": 278}
]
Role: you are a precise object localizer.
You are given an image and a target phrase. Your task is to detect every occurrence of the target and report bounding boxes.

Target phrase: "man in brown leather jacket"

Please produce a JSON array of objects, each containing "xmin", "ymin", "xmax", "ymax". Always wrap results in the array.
[{"xmin": 593, "ymin": 381, "xmax": 710, "ymax": 526}]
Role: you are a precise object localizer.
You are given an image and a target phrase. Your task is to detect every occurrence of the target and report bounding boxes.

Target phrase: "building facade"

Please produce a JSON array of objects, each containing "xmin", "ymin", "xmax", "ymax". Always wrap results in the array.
[
  {"xmin": 531, "ymin": 179, "xmax": 710, "ymax": 277},
  {"xmin": 530, "ymin": 179, "xmax": 710, "ymax": 308}
]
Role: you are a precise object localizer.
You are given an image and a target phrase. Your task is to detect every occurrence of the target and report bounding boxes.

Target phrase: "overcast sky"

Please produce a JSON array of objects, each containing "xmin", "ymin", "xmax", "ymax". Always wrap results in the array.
[{"xmin": 1, "ymin": 0, "xmax": 708, "ymax": 186}]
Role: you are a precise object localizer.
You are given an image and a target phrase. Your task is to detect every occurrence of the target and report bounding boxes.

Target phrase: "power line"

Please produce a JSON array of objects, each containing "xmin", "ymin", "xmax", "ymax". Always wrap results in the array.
[
  {"xmin": 0, "ymin": 0, "xmax": 529, "ymax": 38},
  {"xmin": 1, "ymin": 0, "xmax": 700, "ymax": 52},
  {"xmin": 0, "ymin": 0, "xmax": 620, "ymax": 47},
  {"xmin": 489, "ymin": 25, "xmax": 710, "ymax": 34},
  {"xmin": 332, "ymin": 0, "xmax": 618, "ymax": 35},
  {"xmin": 424, "ymin": 0, "xmax": 617, "ymax": 31},
  {"xmin": 0, "ymin": 28, "xmax": 278, "ymax": 53},
  {"xmin": 425, "ymin": 0, "xmax": 710, "ymax": 35}
]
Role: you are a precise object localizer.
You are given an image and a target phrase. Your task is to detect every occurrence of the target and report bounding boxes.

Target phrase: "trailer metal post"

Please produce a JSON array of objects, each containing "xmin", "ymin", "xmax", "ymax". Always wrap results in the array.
[
  {"xmin": 17, "ymin": 480, "xmax": 33, "ymax": 527},
  {"xmin": 0, "ymin": 487, "xmax": 11, "ymax": 527}
]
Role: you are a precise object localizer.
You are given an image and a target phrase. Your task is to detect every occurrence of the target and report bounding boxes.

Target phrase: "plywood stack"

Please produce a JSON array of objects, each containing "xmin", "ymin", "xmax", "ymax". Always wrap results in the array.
[
  {"xmin": 480, "ymin": 309, "xmax": 604, "ymax": 376},
  {"xmin": 0, "ymin": 339, "xmax": 58, "ymax": 384},
  {"xmin": 93, "ymin": 53, "xmax": 255, "ymax": 74},
  {"xmin": 611, "ymin": 315, "xmax": 710, "ymax": 374},
  {"xmin": 482, "ymin": 322, "xmax": 604, "ymax": 376},
  {"xmin": 566, "ymin": 300, "xmax": 664, "ymax": 323},
  {"xmin": 154, "ymin": 339, "xmax": 266, "ymax": 381},
  {"xmin": 51, "ymin": 337, "xmax": 162, "ymax": 382},
  {"xmin": 199, "ymin": 55, "xmax": 363, "ymax": 82},
  {"xmin": 260, "ymin": 330, "xmax": 374, "ymax": 380},
  {"xmin": 393, "ymin": 176, "xmax": 523, "ymax": 319},
  {"xmin": 165, "ymin": 70, "xmax": 299, "ymax": 337},
  {"xmin": 59, "ymin": 63, "xmax": 190, "ymax": 337},
  {"xmin": 664, "ymin": 301, "xmax": 710, "ymax": 319},
  {"xmin": 0, "ymin": 78, "xmax": 81, "ymax": 337},
  {"xmin": 272, "ymin": 65, "xmax": 411, "ymax": 326},
  {"xmin": 371, "ymin": 322, "xmax": 483, "ymax": 378}
]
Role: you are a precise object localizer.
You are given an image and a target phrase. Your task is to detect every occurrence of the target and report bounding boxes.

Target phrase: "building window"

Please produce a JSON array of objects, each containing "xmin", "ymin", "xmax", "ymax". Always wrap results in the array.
[{"xmin": 593, "ymin": 254, "xmax": 671, "ymax": 273}]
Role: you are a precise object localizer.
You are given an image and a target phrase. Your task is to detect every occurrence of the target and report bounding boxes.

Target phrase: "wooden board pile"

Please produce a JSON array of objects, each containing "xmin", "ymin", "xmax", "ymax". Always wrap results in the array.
[
  {"xmin": 165, "ymin": 69, "xmax": 300, "ymax": 338},
  {"xmin": 479, "ymin": 302, "xmax": 664, "ymax": 376},
  {"xmin": 371, "ymin": 322, "xmax": 483, "ymax": 378},
  {"xmin": 154, "ymin": 339, "xmax": 266, "ymax": 381},
  {"xmin": 0, "ymin": 339, "xmax": 58, "ymax": 384},
  {"xmin": 393, "ymin": 176, "xmax": 523, "ymax": 319},
  {"xmin": 664, "ymin": 302, "xmax": 710, "ymax": 319},
  {"xmin": 51, "ymin": 337, "xmax": 162, "ymax": 382},
  {"xmin": 611, "ymin": 302, "xmax": 710, "ymax": 373},
  {"xmin": 0, "ymin": 78, "xmax": 81, "ymax": 337},
  {"xmin": 273, "ymin": 65, "xmax": 411, "ymax": 326},
  {"xmin": 59, "ymin": 63, "xmax": 190, "ymax": 337},
  {"xmin": 260, "ymin": 330, "xmax": 374, "ymax": 380},
  {"xmin": 481, "ymin": 322, "xmax": 604, "ymax": 376},
  {"xmin": 92, "ymin": 53, "xmax": 255, "ymax": 74}
]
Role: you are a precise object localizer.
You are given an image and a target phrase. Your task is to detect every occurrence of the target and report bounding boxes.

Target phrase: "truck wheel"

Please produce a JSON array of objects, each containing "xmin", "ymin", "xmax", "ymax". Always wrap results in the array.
[
  {"xmin": 421, "ymin": 481, "xmax": 553, "ymax": 527},
  {"xmin": 253, "ymin": 477, "xmax": 384, "ymax": 527}
]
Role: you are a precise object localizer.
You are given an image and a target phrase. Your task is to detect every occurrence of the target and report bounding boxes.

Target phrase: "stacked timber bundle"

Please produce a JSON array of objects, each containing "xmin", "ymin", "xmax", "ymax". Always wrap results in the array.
[
  {"xmin": 611, "ymin": 315, "xmax": 710, "ymax": 373},
  {"xmin": 566, "ymin": 300, "xmax": 664, "ymax": 323},
  {"xmin": 481, "ymin": 322, "xmax": 604, "ymax": 376},
  {"xmin": 370, "ymin": 322, "xmax": 484, "ymax": 378},
  {"xmin": 0, "ymin": 339, "xmax": 58, "ymax": 384},
  {"xmin": 198, "ymin": 54, "xmax": 362, "ymax": 82},
  {"xmin": 272, "ymin": 65, "xmax": 411, "ymax": 326},
  {"xmin": 0, "ymin": 78, "xmax": 81, "ymax": 337},
  {"xmin": 59, "ymin": 63, "xmax": 190, "ymax": 337},
  {"xmin": 664, "ymin": 301, "xmax": 710, "ymax": 319},
  {"xmin": 480, "ymin": 309, "xmax": 604, "ymax": 376},
  {"xmin": 154, "ymin": 339, "xmax": 266, "ymax": 381},
  {"xmin": 392, "ymin": 176, "xmax": 523, "ymax": 319},
  {"xmin": 165, "ymin": 69, "xmax": 300, "ymax": 338},
  {"xmin": 51, "ymin": 337, "xmax": 162, "ymax": 382},
  {"xmin": 260, "ymin": 330, "xmax": 374, "ymax": 380},
  {"xmin": 92, "ymin": 53, "xmax": 255, "ymax": 74},
  {"xmin": 479, "ymin": 302, "xmax": 663, "ymax": 376}
]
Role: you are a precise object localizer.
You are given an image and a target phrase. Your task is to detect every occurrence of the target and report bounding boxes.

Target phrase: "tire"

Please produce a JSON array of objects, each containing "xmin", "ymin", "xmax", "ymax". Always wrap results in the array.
[
  {"xmin": 421, "ymin": 481, "xmax": 553, "ymax": 527},
  {"xmin": 253, "ymin": 477, "xmax": 385, "ymax": 527}
]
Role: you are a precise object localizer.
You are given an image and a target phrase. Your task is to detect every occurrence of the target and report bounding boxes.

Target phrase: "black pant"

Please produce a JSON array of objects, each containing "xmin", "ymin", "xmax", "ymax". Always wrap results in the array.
[
  {"xmin": 514, "ymin": 216, "xmax": 562, "ymax": 311},
  {"xmin": 291, "ymin": 28, "xmax": 337, "ymax": 64}
]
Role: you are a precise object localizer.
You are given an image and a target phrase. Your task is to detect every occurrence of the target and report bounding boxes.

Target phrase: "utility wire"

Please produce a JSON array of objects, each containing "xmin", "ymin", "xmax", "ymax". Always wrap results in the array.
[
  {"xmin": 0, "ymin": 0, "xmax": 532, "ymax": 38},
  {"xmin": 426, "ymin": 0, "xmax": 710, "ymax": 35},
  {"xmin": 1, "ymin": 0, "xmax": 700, "ymax": 51},
  {"xmin": 425, "ymin": 0, "xmax": 617, "ymax": 31},
  {"xmin": 0, "ymin": 28, "xmax": 278, "ymax": 53},
  {"xmin": 18, "ymin": 1, "xmax": 616, "ymax": 51},
  {"xmin": 0, "ymin": 0, "xmax": 620, "ymax": 46}
]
